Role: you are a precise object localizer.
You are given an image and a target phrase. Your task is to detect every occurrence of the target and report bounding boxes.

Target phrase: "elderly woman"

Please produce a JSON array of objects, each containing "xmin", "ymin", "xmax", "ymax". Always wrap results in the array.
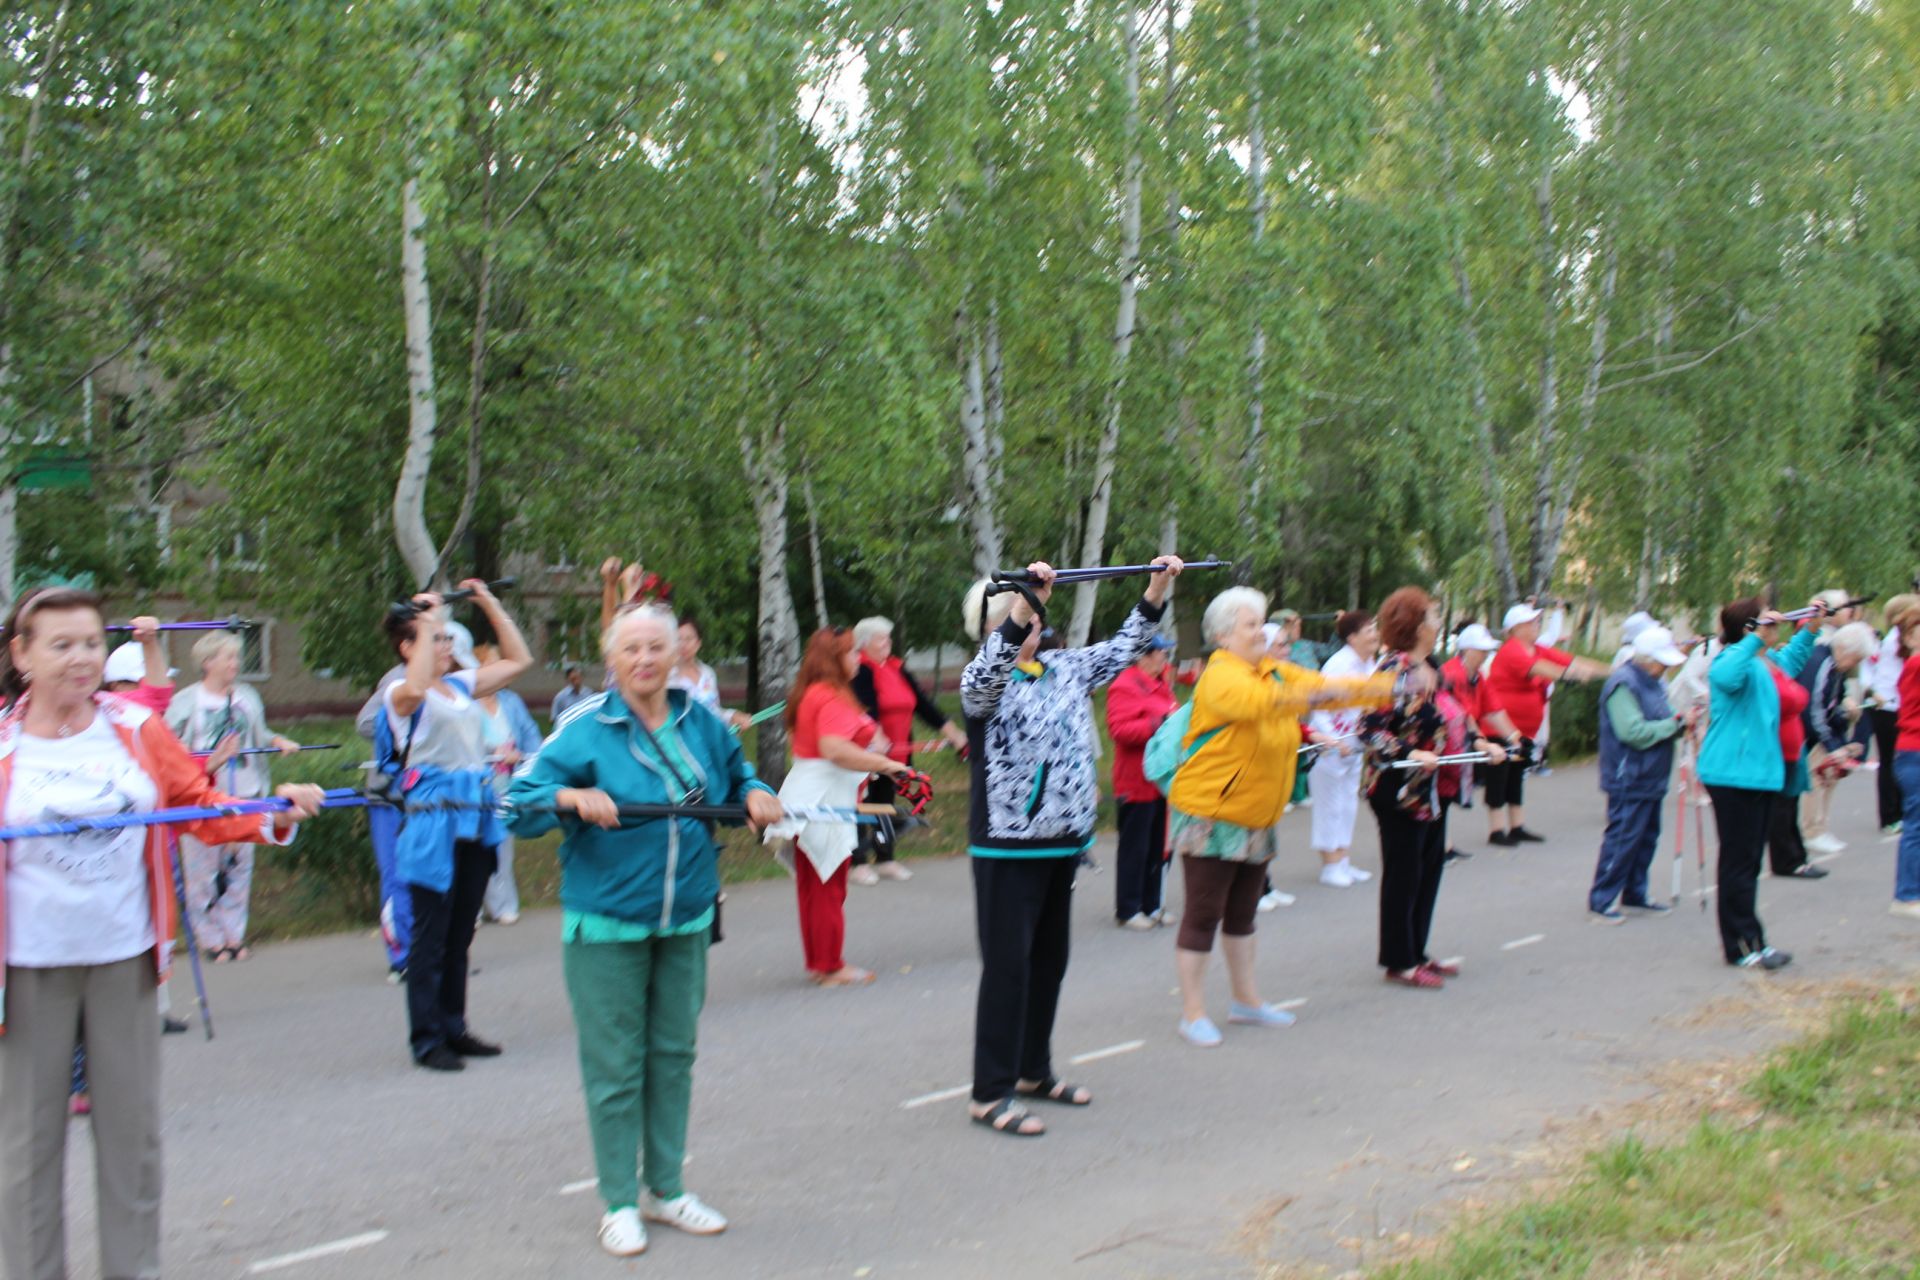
[
  {"xmin": 1697, "ymin": 597, "xmax": 1820, "ymax": 970},
  {"xmin": 165, "ymin": 631, "xmax": 300, "ymax": 962},
  {"xmin": 1361, "ymin": 588, "xmax": 1507, "ymax": 989},
  {"xmin": 508, "ymin": 603, "xmax": 780, "ymax": 1257},
  {"xmin": 1106, "ymin": 634, "xmax": 1178, "ymax": 928},
  {"xmin": 1799, "ymin": 621, "xmax": 1878, "ymax": 857},
  {"xmin": 377, "ymin": 581, "xmax": 531, "ymax": 1069},
  {"xmin": 472, "ymin": 642, "xmax": 544, "ymax": 925},
  {"xmin": 0, "ymin": 587, "xmax": 321, "ymax": 1280},
  {"xmin": 1307, "ymin": 610, "xmax": 1381, "ymax": 889},
  {"xmin": 1586, "ymin": 626, "xmax": 1693, "ymax": 921},
  {"xmin": 960, "ymin": 556, "xmax": 1182, "ymax": 1135},
  {"xmin": 848, "ymin": 615, "xmax": 966, "ymax": 884},
  {"xmin": 1169, "ymin": 587, "xmax": 1392, "ymax": 1045},
  {"xmin": 1483, "ymin": 603, "xmax": 1609, "ymax": 844}
]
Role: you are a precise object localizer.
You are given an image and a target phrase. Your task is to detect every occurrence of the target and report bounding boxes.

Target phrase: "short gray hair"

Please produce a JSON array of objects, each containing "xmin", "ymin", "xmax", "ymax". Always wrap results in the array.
[
  {"xmin": 961, "ymin": 580, "xmax": 1018, "ymax": 642},
  {"xmin": 1829, "ymin": 621, "xmax": 1877, "ymax": 663},
  {"xmin": 191, "ymin": 631, "xmax": 242, "ymax": 671},
  {"xmin": 1202, "ymin": 586, "xmax": 1269, "ymax": 645},
  {"xmin": 852, "ymin": 616, "xmax": 894, "ymax": 650},
  {"xmin": 602, "ymin": 603, "xmax": 677, "ymax": 658}
]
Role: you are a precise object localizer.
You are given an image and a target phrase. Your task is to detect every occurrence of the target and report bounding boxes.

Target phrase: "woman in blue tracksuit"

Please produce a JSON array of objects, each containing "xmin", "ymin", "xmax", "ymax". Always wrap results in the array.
[
  {"xmin": 508, "ymin": 602, "xmax": 781, "ymax": 1260},
  {"xmin": 1696, "ymin": 597, "xmax": 1820, "ymax": 971}
]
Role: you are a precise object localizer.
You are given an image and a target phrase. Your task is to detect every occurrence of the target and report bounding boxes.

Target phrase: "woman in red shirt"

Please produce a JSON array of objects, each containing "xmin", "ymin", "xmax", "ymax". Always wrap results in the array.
[
  {"xmin": 1763, "ymin": 647, "xmax": 1819, "ymax": 879},
  {"xmin": 767, "ymin": 628, "xmax": 912, "ymax": 986},
  {"xmin": 849, "ymin": 617, "xmax": 965, "ymax": 884},
  {"xmin": 1105, "ymin": 635, "xmax": 1178, "ymax": 928},
  {"xmin": 1483, "ymin": 604, "xmax": 1608, "ymax": 844}
]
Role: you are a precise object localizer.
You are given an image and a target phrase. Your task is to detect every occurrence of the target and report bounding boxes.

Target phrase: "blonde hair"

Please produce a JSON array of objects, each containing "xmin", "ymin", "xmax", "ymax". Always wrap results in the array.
[
  {"xmin": 1884, "ymin": 594, "xmax": 1919, "ymax": 630},
  {"xmin": 191, "ymin": 631, "xmax": 242, "ymax": 672},
  {"xmin": 602, "ymin": 603, "xmax": 677, "ymax": 658},
  {"xmin": 961, "ymin": 580, "xmax": 1018, "ymax": 642}
]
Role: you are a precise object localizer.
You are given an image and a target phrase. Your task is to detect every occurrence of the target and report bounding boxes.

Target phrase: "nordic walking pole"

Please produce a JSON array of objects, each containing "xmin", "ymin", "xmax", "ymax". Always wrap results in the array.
[{"xmin": 168, "ymin": 833, "xmax": 215, "ymax": 1041}]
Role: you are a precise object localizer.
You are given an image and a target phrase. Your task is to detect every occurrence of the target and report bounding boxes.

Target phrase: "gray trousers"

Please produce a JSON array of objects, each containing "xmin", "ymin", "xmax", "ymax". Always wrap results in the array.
[{"xmin": 0, "ymin": 956, "xmax": 162, "ymax": 1280}]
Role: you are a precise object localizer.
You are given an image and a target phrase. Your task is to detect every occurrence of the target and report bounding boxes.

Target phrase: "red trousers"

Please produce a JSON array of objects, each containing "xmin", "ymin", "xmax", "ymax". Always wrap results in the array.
[{"xmin": 794, "ymin": 844, "xmax": 849, "ymax": 973}]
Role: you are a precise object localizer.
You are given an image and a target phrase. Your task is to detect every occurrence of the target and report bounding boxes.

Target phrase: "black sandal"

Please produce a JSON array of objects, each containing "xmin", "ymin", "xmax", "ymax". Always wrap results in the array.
[
  {"xmin": 1017, "ymin": 1077, "xmax": 1092, "ymax": 1106},
  {"xmin": 970, "ymin": 1097, "xmax": 1045, "ymax": 1137}
]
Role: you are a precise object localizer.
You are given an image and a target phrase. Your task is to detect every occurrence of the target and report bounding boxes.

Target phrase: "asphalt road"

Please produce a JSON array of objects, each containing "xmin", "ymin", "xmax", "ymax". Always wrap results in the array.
[{"xmin": 48, "ymin": 762, "xmax": 1920, "ymax": 1278}]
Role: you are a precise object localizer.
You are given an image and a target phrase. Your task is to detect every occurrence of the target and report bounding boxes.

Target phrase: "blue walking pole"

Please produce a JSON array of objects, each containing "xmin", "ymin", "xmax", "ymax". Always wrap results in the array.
[{"xmin": 169, "ymin": 833, "xmax": 215, "ymax": 1041}]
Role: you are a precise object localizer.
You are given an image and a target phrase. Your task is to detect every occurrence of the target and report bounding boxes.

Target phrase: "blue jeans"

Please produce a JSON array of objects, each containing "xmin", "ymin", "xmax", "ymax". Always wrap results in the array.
[
  {"xmin": 1589, "ymin": 791, "xmax": 1664, "ymax": 912},
  {"xmin": 1893, "ymin": 752, "xmax": 1920, "ymax": 901}
]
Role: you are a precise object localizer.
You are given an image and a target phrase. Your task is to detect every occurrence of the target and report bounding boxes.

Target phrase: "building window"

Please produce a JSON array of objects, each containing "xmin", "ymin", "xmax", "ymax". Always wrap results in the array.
[
  {"xmin": 229, "ymin": 521, "xmax": 267, "ymax": 572},
  {"xmin": 238, "ymin": 622, "xmax": 271, "ymax": 681}
]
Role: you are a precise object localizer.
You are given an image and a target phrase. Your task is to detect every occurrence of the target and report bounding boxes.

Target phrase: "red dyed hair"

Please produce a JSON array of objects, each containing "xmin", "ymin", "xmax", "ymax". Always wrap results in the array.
[
  {"xmin": 1375, "ymin": 586, "xmax": 1434, "ymax": 653},
  {"xmin": 786, "ymin": 627, "xmax": 856, "ymax": 732}
]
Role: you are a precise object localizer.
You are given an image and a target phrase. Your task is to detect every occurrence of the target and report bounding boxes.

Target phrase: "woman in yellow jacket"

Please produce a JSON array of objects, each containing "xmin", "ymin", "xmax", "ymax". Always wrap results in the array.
[{"xmin": 1168, "ymin": 587, "xmax": 1394, "ymax": 1047}]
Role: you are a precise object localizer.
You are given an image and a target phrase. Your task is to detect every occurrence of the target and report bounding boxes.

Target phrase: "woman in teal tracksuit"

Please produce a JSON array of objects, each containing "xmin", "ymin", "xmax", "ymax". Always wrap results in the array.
[
  {"xmin": 508, "ymin": 603, "xmax": 781, "ymax": 1259},
  {"xmin": 1696, "ymin": 597, "xmax": 1820, "ymax": 971}
]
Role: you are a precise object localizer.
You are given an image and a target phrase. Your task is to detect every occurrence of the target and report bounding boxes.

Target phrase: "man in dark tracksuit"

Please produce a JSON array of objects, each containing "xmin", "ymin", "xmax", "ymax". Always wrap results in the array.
[{"xmin": 1588, "ymin": 628, "xmax": 1691, "ymax": 920}]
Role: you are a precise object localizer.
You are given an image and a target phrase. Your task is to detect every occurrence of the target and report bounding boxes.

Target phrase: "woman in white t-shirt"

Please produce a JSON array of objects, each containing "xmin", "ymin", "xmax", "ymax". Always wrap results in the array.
[
  {"xmin": 165, "ymin": 631, "xmax": 299, "ymax": 961},
  {"xmin": 0, "ymin": 587, "xmax": 322, "ymax": 1280},
  {"xmin": 668, "ymin": 616, "xmax": 748, "ymax": 728},
  {"xmin": 380, "ymin": 582, "xmax": 531, "ymax": 1071}
]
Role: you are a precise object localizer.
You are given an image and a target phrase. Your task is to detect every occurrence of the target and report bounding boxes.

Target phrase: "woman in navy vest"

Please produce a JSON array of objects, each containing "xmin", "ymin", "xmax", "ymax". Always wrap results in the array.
[{"xmin": 1587, "ymin": 626, "xmax": 1693, "ymax": 921}]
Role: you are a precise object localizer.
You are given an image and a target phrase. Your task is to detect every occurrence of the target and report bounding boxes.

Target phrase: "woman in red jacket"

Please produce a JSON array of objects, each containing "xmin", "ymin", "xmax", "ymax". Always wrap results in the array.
[
  {"xmin": 0, "ymin": 587, "xmax": 322, "ymax": 1280},
  {"xmin": 1106, "ymin": 635, "xmax": 1178, "ymax": 928}
]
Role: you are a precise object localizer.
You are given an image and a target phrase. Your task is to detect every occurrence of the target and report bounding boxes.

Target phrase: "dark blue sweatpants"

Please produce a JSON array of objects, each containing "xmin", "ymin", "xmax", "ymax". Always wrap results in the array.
[{"xmin": 1589, "ymin": 791, "xmax": 1665, "ymax": 912}]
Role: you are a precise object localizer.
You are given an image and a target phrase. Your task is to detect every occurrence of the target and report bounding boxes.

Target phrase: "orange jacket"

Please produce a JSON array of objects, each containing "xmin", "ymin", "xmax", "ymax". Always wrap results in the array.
[{"xmin": 0, "ymin": 692, "xmax": 293, "ymax": 1033}]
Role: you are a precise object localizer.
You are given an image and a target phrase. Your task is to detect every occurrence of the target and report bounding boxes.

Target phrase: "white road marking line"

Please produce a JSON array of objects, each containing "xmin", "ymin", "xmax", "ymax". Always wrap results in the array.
[
  {"xmin": 1069, "ymin": 1039, "xmax": 1145, "ymax": 1065},
  {"xmin": 1435, "ymin": 956, "xmax": 1465, "ymax": 970},
  {"xmin": 248, "ymin": 1231, "xmax": 389, "ymax": 1274},
  {"xmin": 1274, "ymin": 997, "xmax": 1309, "ymax": 1011},
  {"xmin": 1500, "ymin": 934, "xmax": 1545, "ymax": 951},
  {"xmin": 899, "ymin": 1084, "xmax": 971, "ymax": 1110},
  {"xmin": 560, "ymin": 1178, "xmax": 597, "ymax": 1196}
]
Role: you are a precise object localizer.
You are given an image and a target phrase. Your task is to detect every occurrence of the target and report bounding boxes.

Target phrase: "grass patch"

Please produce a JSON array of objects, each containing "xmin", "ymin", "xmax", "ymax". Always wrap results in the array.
[{"xmin": 1348, "ymin": 993, "xmax": 1920, "ymax": 1280}]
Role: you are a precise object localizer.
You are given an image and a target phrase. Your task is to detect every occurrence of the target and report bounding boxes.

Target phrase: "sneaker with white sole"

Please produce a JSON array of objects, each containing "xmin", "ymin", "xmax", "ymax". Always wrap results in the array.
[
  {"xmin": 1340, "ymin": 859, "xmax": 1373, "ymax": 883},
  {"xmin": 1890, "ymin": 900, "xmax": 1920, "ymax": 921},
  {"xmin": 849, "ymin": 865, "xmax": 881, "ymax": 886},
  {"xmin": 1318, "ymin": 863, "xmax": 1355, "ymax": 888},
  {"xmin": 1805, "ymin": 834, "xmax": 1845, "ymax": 855},
  {"xmin": 1256, "ymin": 890, "xmax": 1294, "ymax": 912},
  {"xmin": 1178, "ymin": 1016, "xmax": 1223, "ymax": 1047},
  {"xmin": 1227, "ymin": 1000, "xmax": 1296, "ymax": 1027},
  {"xmin": 875, "ymin": 862, "xmax": 913, "ymax": 881},
  {"xmin": 642, "ymin": 1191, "xmax": 728, "ymax": 1236},
  {"xmin": 598, "ymin": 1208, "xmax": 648, "ymax": 1257},
  {"xmin": 1120, "ymin": 913, "xmax": 1156, "ymax": 931}
]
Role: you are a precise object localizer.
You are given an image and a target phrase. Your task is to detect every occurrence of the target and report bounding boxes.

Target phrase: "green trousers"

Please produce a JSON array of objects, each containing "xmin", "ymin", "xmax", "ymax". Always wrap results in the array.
[{"xmin": 562, "ymin": 929, "xmax": 709, "ymax": 1212}]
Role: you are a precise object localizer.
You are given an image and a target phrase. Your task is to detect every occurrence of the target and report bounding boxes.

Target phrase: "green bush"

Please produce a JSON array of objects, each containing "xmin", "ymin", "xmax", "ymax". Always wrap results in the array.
[
  {"xmin": 245, "ymin": 719, "xmax": 381, "ymax": 941},
  {"xmin": 1544, "ymin": 678, "xmax": 1603, "ymax": 763}
]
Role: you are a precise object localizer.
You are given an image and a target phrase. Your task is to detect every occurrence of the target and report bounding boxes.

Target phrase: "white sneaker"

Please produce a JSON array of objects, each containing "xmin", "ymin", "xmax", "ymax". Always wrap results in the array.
[
  {"xmin": 1257, "ymin": 889, "xmax": 1294, "ymax": 912},
  {"xmin": 492, "ymin": 911, "xmax": 520, "ymax": 925},
  {"xmin": 598, "ymin": 1208, "xmax": 648, "ymax": 1257},
  {"xmin": 1120, "ymin": 913, "xmax": 1157, "ymax": 931},
  {"xmin": 849, "ymin": 865, "xmax": 881, "ymax": 886},
  {"xmin": 1149, "ymin": 908, "xmax": 1173, "ymax": 926},
  {"xmin": 1806, "ymin": 834, "xmax": 1845, "ymax": 855},
  {"xmin": 642, "ymin": 1191, "xmax": 728, "ymax": 1236},
  {"xmin": 1890, "ymin": 900, "xmax": 1920, "ymax": 921},
  {"xmin": 1319, "ymin": 863, "xmax": 1356, "ymax": 888},
  {"xmin": 1340, "ymin": 858, "xmax": 1373, "ymax": 883},
  {"xmin": 875, "ymin": 862, "xmax": 913, "ymax": 881}
]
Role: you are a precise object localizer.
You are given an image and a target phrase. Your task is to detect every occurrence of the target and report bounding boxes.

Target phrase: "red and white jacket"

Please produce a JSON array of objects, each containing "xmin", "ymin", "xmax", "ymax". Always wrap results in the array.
[{"xmin": 0, "ymin": 691, "xmax": 293, "ymax": 1033}]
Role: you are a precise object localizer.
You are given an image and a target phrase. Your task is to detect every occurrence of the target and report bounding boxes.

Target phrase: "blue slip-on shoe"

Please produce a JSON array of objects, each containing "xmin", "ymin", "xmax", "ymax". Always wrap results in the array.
[
  {"xmin": 1228, "ymin": 1001, "xmax": 1297, "ymax": 1028},
  {"xmin": 1178, "ymin": 1016, "xmax": 1223, "ymax": 1048}
]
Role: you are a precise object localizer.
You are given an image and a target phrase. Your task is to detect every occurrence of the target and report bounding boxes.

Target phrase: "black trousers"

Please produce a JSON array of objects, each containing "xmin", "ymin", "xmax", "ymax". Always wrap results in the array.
[
  {"xmin": 852, "ymin": 772, "xmax": 898, "ymax": 865},
  {"xmin": 406, "ymin": 840, "xmax": 496, "ymax": 1059},
  {"xmin": 1767, "ymin": 789, "xmax": 1808, "ymax": 876},
  {"xmin": 1706, "ymin": 785, "xmax": 1772, "ymax": 963},
  {"xmin": 1371, "ymin": 794, "xmax": 1447, "ymax": 972},
  {"xmin": 1484, "ymin": 759, "xmax": 1525, "ymax": 811},
  {"xmin": 1113, "ymin": 798, "xmax": 1168, "ymax": 921},
  {"xmin": 971, "ymin": 855, "xmax": 1075, "ymax": 1103},
  {"xmin": 1872, "ymin": 708, "xmax": 1903, "ymax": 828}
]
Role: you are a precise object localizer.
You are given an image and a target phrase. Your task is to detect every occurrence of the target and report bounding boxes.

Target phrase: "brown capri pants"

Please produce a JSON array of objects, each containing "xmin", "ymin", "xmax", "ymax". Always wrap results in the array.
[{"xmin": 1176, "ymin": 856, "xmax": 1270, "ymax": 952}]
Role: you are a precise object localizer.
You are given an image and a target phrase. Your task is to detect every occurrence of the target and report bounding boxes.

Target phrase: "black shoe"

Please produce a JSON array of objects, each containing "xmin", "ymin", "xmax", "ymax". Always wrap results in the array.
[
  {"xmin": 1488, "ymin": 831, "xmax": 1516, "ymax": 847},
  {"xmin": 1734, "ymin": 947, "xmax": 1793, "ymax": 971},
  {"xmin": 416, "ymin": 1046, "xmax": 466, "ymax": 1072},
  {"xmin": 1443, "ymin": 847, "xmax": 1473, "ymax": 863},
  {"xmin": 1509, "ymin": 827, "xmax": 1547, "ymax": 843},
  {"xmin": 1787, "ymin": 864, "xmax": 1829, "ymax": 880},
  {"xmin": 446, "ymin": 1032, "xmax": 503, "ymax": 1057},
  {"xmin": 161, "ymin": 1017, "xmax": 191, "ymax": 1035}
]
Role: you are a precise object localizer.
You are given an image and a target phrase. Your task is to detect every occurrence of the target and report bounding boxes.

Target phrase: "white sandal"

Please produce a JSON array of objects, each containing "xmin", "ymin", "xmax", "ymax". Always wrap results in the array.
[
  {"xmin": 598, "ymin": 1208, "xmax": 648, "ymax": 1257},
  {"xmin": 642, "ymin": 1191, "xmax": 728, "ymax": 1236}
]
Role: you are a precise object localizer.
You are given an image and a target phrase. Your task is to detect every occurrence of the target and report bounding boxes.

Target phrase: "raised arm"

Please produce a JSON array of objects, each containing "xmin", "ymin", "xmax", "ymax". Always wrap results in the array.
[{"xmin": 465, "ymin": 579, "xmax": 533, "ymax": 698}]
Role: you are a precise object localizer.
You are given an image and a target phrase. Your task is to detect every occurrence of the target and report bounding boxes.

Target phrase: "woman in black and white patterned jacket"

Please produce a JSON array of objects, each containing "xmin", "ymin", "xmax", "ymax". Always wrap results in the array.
[{"xmin": 958, "ymin": 554, "xmax": 1183, "ymax": 1137}]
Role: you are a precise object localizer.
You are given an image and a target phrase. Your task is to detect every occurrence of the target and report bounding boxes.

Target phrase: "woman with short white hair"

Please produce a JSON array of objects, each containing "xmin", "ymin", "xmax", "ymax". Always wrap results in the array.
[
  {"xmin": 848, "ymin": 615, "xmax": 965, "ymax": 883},
  {"xmin": 165, "ymin": 631, "xmax": 300, "ymax": 962},
  {"xmin": 1166, "ymin": 586, "xmax": 1391, "ymax": 1046},
  {"xmin": 1799, "ymin": 620, "xmax": 1879, "ymax": 855}
]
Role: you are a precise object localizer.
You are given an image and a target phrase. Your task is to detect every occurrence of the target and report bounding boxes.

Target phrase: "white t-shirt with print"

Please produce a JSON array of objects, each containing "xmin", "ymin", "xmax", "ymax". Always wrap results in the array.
[
  {"xmin": 5, "ymin": 717, "xmax": 161, "ymax": 967},
  {"xmin": 384, "ymin": 670, "xmax": 489, "ymax": 771}
]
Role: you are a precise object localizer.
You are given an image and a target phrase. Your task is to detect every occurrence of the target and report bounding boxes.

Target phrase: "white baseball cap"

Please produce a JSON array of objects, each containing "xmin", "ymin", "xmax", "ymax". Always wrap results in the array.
[
  {"xmin": 103, "ymin": 642, "xmax": 147, "ymax": 685},
  {"xmin": 1620, "ymin": 611, "xmax": 1657, "ymax": 646},
  {"xmin": 1501, "ymin": 603, "xmax": 1543, "ymax": 631},
  {"xmin": 1455, "ymin": 623, "xmax": 1500, "ymax": 652},
  {"xmin": 446, "ymin": 618, "xmax": 479, "ymax": 671},
  {"xmin": 1632, "ymin": 626, "xmax": 1687, "ymax": 668}
]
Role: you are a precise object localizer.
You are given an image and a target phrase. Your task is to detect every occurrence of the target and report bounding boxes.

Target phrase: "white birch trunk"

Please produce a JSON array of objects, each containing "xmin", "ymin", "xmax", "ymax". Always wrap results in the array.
[
  {"xmin": 741, "ymin": 420, "xmax": 799, "ymax": 789},
  {"xmin": 804, "ymin": 476, "xmax": 828, "ymax": 629},
  {"xmin": 1067, "ymin": 8, "xmax": 1143, "ymax": 645},
  {"xmin": 1158, "ymin": 0, "xmax": 1190, "ymax": 634},
  {"xmin": 1523, "ymin": 155, "xmax": 1562, "ymax": 597},
  {"xmin": 393, "ymin": 176, "xmax": 442, "ymax": 590},
  {"xmin": 1235, "ymin": 0, "xmax": 1267, "ymax": 585},
  {"xmin": 956, "ymin": 307, "xmax": 1002, "ymax": 579}
]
